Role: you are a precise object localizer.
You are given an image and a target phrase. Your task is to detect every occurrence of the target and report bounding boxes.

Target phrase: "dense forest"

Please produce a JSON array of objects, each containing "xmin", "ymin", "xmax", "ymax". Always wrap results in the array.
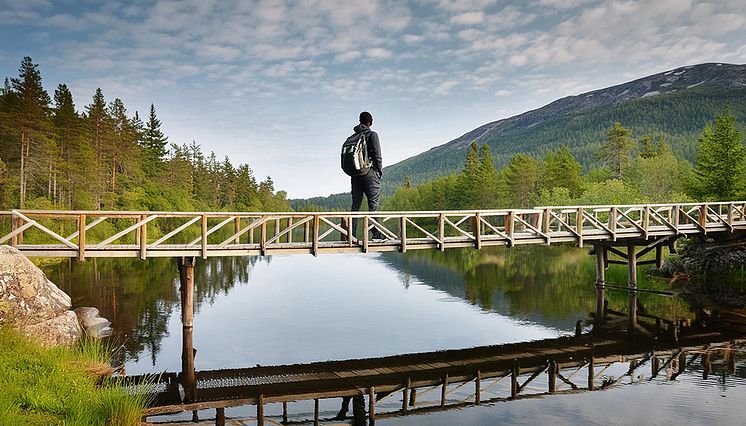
[
  {"xmin": 384, "ymin": 86, "xmax": 746, "ymax": 190},
  {"xmin": 382, "ymin": 109, "xmax": 745, "ymax": 211},
  {"xmin": 0, "ymin": 57, "xmax": 290, "ymax": 212}
]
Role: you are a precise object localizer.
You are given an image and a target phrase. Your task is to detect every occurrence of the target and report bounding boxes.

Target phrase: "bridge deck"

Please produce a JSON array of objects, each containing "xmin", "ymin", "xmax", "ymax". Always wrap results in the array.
[
  {"xmin": 2, "ymin": 201, "xmax": 745, "ymax": 259},
  {"xmin": 134, "ymin": 327, "xmax": 744, "ymax": 419}
]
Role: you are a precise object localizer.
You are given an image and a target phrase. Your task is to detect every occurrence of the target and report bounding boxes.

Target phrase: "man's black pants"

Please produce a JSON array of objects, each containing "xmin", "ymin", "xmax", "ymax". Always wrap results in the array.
[{"xmin": 351, "ymin": 170, "xmax": 381, "ymax": 238}]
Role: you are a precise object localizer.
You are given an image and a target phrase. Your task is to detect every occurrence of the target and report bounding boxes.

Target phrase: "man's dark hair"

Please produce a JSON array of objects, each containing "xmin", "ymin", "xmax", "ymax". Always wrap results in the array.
[{"xmin": 359, "ymin": 111, "xmax": 373, "ymax": 125}]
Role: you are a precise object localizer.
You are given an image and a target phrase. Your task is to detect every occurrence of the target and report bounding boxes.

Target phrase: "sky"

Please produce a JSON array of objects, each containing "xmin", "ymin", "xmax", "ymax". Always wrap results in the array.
[{"xmin": 2, "ymin": 0, "xmax": 745, "ymax": 199}]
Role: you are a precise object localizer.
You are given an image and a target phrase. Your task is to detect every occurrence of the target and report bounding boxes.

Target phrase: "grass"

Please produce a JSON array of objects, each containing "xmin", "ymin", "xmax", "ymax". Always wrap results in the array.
[{"xmin": 0, "ymin": 326, "xmax": 151, "ymax": 425}]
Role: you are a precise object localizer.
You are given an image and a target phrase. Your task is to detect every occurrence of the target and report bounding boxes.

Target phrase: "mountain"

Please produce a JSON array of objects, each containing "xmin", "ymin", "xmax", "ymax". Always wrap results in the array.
[{"xmin": 384, "ymin": 62, "xmax": 746, "ymax": 189}]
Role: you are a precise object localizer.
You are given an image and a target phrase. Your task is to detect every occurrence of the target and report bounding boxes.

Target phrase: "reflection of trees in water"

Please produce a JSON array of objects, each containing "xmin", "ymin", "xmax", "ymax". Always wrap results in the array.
[
  {"xmin": 44, "ymin": 256, "xmax": 262, "ymax": 365},
  {"xmin": 381, "ymin": 246, "xmax": 691, "ymax": 329}
]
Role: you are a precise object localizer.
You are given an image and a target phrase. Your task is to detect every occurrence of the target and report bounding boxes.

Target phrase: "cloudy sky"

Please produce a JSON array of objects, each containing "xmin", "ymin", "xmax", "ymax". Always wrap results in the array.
[{"xmin": 2, "ymin": 0, "xmax": 745, "ymax": 198}]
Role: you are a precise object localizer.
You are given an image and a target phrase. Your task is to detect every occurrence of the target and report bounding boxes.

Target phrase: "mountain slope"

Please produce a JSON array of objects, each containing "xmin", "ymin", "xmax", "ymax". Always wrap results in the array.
[{"xmin": 384, "ymin": 63, "xmax": 746, "ymax": 188}]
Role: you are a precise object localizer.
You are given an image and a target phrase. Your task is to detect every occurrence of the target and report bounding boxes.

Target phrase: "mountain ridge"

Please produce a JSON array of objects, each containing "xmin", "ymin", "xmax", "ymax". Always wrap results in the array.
[{"xmin": 382, "ymin": 62, "xmax": 746, "ymax": 190}]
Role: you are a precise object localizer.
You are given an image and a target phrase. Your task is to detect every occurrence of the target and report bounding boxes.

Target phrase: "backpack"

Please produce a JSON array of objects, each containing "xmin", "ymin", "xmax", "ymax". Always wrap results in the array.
[{"xmin": 341, "ymin": 130, "xmax": 372, "ymax": 176}]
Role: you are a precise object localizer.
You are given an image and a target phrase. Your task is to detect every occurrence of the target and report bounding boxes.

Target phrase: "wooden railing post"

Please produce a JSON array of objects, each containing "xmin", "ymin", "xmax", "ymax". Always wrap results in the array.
[
  {"xmin": 438, "ymin": 213, "xmax": 445, "ymax": 251},
  {"xmin": 233, "ymin": 217, "xmax": 241, "ymax": 244},
  {"xmin": 473, "ymin": 212, "xmax": 481, "ymax": 249},
  {"xmin": 362, "ymin": 216, "xmax": 369, "ymax": 253},
  {"xmin": 576, "ymin": 207, "xmax": 584, "ymax": 248},
  {"xmin": 312, "ymin": 215, "xmax": 319, "ymax": 256},
  {"xmin": 699, "ymin": 203, "xmax": 707, "ymax": 233},
  {"xmin": 610, "ymin": 206, "xmax": 617, "ymax": 241},
  {"xmin": 261, "ymin": 219, "xmax": 267, "ymax": 255},
  {"xmin": 542, "ymin": 208, "xmax": 551, "ymax": 245},
  {"xmin": 400, "ymin": 216, "xmax": 407, "ymax": 253},
  {"xmin": 78, "ymin": 214, "xmax": 86, "ymax": 261},
  {"xmin": 287, "ymin": 217, "xmax": 293, "ymax": 243},
  {"xmin": 139, "ymin": 214, "xmax": 148, "ymax": 260},
  {"xmin": 642, "ymin": 206, "xmax": 650, "ymax": 239},
  {"xmin": 201, "ymin": 214, "xmax": 208, "ymax": 259},
  {"xmin": 505, "ymin": 211, "xmax": 514, "ymax": 247}
]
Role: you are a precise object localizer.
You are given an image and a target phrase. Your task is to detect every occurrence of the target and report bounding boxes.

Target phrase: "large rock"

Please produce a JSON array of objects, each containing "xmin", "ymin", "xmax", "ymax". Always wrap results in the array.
[{"xmin": 0, "ymin": 245, "xmax": 82, "ymax": 345}]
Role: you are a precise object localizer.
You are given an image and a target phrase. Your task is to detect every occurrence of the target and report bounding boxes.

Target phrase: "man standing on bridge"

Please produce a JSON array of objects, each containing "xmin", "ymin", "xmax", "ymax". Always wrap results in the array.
[{"xmin": 350, "ymin": 111, "xmax": 384, "ymax": 240}]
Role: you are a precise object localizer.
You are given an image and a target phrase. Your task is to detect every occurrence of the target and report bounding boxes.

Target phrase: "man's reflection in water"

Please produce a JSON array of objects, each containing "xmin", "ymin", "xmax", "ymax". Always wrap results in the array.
[{"xmin": 335, "ymin": 395, "xmax": 366, "ymax": 425}]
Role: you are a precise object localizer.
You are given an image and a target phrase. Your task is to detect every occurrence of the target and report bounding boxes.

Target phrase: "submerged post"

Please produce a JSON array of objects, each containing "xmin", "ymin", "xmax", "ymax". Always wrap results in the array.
[
  {"xmin": 627, "ymin": 243, "xmax": 637, "ymax": 330},
  {"xmin": 178, "ymin": 257, "xmax": 197, "ymax": 404},
  {"xmin": 594, "ymin": 244, "xmax": 606, "ymax": 324},
  {"xmin": 181, "ymin": 318, "xmax": 196, "ymax": 402}
]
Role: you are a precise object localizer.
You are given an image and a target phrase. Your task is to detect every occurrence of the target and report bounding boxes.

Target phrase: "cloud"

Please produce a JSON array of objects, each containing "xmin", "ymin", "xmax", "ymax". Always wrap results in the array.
[
  {"xmin": 434, "ymin": 0, "xmax": 499, "ymax": 12},
  {"xmin": 367, "ymin": 47, "xmax": 394, "ymax": 60},
  {"xmin": 451, "ymin": 11, "xmax": 485, "ymax": 25},
  {"xmin": 536, "ymin": 0, "xmax": 593, "ymax": 10},
  {"xmin": 195, "ymin": 44, "xmax": 243, "ymax": 62},
  {"xmin": 334, "ymin": 51, "xmax": 362, "ymax": 63},
  {"xmin": 402, "ymin": 34, "xmax": 426, "ymax": 43}
]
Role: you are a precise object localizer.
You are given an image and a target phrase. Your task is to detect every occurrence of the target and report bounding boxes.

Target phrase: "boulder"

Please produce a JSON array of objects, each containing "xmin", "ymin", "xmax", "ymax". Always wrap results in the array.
[
  {"xmin": 0, "ymin": 245, "xmax": 82, "ymax": 345},
  {"xmin": 74, "ymin": 307, "xmax": 113, "ymax": 338}
]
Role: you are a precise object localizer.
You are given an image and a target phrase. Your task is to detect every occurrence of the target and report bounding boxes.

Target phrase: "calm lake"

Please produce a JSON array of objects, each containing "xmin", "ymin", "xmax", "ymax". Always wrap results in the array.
[{"xmin": 44, "ymin": 246, "xmax": 746, "ymax": 425}]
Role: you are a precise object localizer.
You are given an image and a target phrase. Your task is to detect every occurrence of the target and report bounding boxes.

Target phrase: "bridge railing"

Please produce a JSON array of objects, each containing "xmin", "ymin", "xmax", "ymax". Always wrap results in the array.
[{"xmin": 1, "ymin": 201, "xmax": 745, "ymax": 258}]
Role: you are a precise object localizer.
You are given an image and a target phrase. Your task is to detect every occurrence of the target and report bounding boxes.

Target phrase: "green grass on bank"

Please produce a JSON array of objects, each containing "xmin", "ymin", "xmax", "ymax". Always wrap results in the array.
[{"xmin": 0, "ymin": 326, "xmax": 150, "ymax": 425}]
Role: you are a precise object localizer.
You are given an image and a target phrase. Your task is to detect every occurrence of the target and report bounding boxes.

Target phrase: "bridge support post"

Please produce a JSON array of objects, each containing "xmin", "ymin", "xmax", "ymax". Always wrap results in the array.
[
  {"xmin": 593, "ymin": 244, "xmax": 606, "ymax": 324},
  {"xmin": 627, "ymin": 243, "xmax": 638, "ymax": 331},
  {"xmin": 178, "ymin": 257, "xmax": 196, "ymax": 328},
  {"xmin": 178, "ymin": 257, "xmax": 197, "ymax": 406}
]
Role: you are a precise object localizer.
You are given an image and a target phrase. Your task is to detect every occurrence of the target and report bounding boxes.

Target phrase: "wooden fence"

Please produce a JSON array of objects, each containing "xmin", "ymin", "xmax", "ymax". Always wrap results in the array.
[{"xmin": 2, "ymin": 201, "xmax": 745, "ymax": 259}]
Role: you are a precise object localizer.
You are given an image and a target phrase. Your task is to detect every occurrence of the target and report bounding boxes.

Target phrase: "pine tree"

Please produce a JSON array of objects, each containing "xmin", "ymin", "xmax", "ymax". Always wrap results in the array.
[
  {"xmin": 693, "ymin": 109, "xmax": 745, "ymax": 200},
  {"xmin": 9, "ymin": 57, "xmax": 52, "ymax": 207},
  {"xmin": 477, "ymin": 144, "xmax": 499, "ymax": 208},
  {"xmin": 597, "ymin": 122, "xmax": 633, "ymax": 179},
  {"xmin": 141, "ymin": 104, "xmax": 168, "ymax": 177},
  {"xmin": 107, "ymin": 98, "xmax": 140, "ymax": 206},
  {"xmin": 52, "ymin": 84, "xmax": 82, "ymax": 207},
  {"xmin": 85, "ymin": 88, "xmax": 111, "ymax": 208},
  {"xmin": 456, "ymin": 141, "xmax": 480, "ymax": 208},
  {"xmin": 502, "ymin": 154, "xmax": 540, "ymax": 208},
  {"xmin": 541, "ymin": 145, "xmax": 583, "ymax": 197},
  {"xmin": 638, "ymin": 136, "xmax": 657, "ymax": 159}
]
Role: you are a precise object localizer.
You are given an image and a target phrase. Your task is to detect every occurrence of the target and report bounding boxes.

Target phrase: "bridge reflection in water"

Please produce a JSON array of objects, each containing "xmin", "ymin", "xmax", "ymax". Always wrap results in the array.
[{"xmin": 129, "ymin": 306, "xmax": 746, "ymax": 426}]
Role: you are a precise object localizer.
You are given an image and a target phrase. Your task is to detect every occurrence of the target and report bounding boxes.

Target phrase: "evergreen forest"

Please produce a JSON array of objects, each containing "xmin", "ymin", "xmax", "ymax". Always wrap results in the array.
[
  {"xmin": 382, "ymin": 109, "xmax": 745, "ymax": 211},
  {"xmin": 0, "ymin": 57, "xmax": 290, "ymax": 212}
]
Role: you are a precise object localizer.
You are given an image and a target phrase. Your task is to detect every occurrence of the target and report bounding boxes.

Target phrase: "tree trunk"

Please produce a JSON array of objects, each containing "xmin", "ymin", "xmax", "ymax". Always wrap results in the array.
[{"xmin": 20, "ymin": 132, "xmax": 26, "ymax": 208}]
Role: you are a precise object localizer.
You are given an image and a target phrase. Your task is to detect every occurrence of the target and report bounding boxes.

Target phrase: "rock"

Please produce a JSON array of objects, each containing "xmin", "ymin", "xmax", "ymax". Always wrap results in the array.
[
  {"xmin": 74, "ymin": 306, "xmax": 100, "ymax": 324},
  {"xmin": 74, "ymin": 306, "xmax": 113, "ymax": 338},
  {"xmin": 0, "ymin": 245, "xmax": 82, "ymax": 346},
  {"xmin": 21, "ymin": 311, "xmax": 82, "ymax": 346}
]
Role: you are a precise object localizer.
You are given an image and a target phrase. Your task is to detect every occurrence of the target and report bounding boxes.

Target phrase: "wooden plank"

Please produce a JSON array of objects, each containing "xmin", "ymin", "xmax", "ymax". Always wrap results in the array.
[{"xmin": 151, "ymin": 216, "xmax": 201, "ymax": 247}]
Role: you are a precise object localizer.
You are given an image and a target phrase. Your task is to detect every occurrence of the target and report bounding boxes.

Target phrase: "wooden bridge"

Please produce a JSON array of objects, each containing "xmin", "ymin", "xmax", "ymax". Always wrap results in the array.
[
  {"xmin": 2, "ymin": 201, "xmax": 745, "ymax": 259},
  {"xmin": 4, "ymin": 201, "xmax": 744, "ymax": 328},
  {"xmin": 133, "ymin": 321, "xmax": 745, "ymax": 425}
]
